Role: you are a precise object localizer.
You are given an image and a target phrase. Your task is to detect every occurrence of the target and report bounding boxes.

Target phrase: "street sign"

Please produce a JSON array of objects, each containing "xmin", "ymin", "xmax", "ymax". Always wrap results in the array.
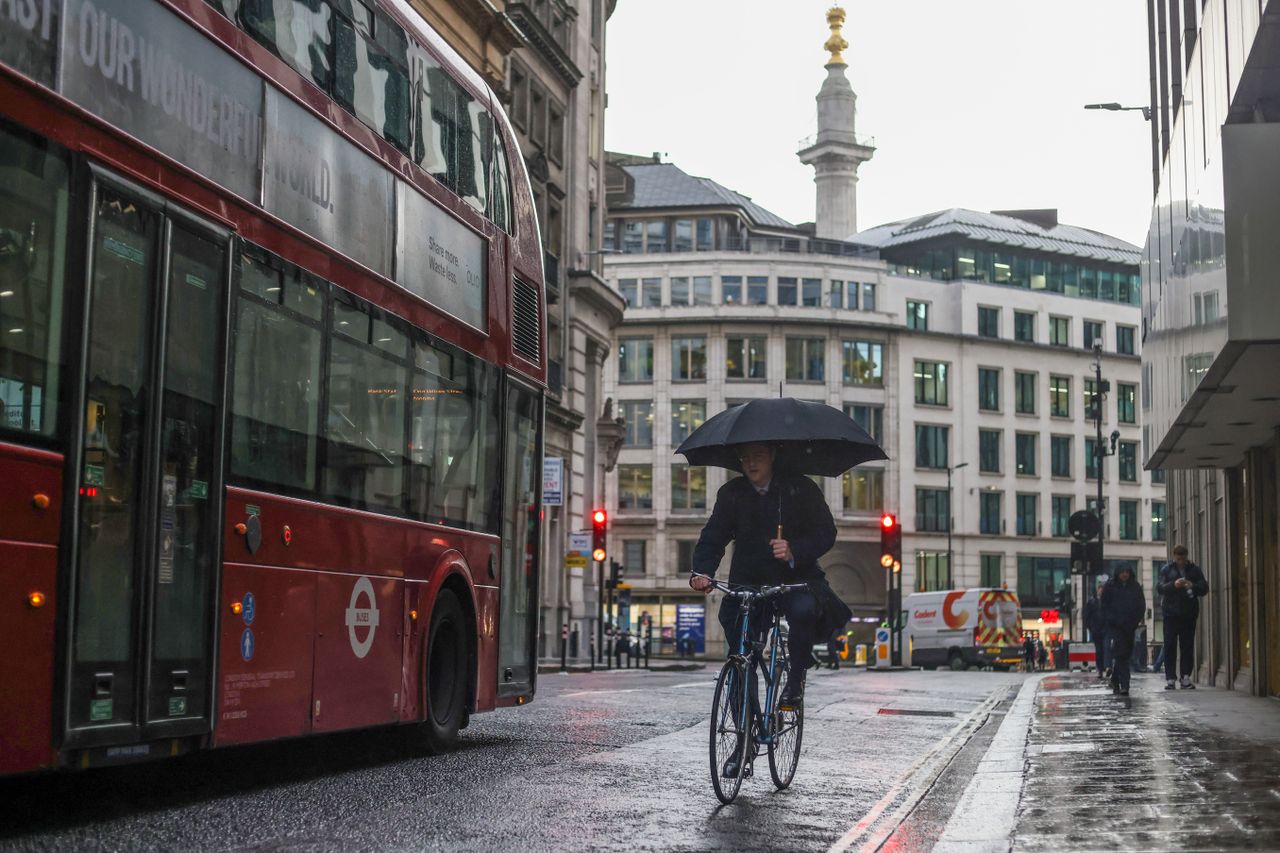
[
  {"xmin": 569, "ymin": 531, "xmax": 591, "ymax": 553},
  {"xmin": 543, "ymin": 457, "xmax": 563, "ymax": 506},
  {"xmin": 565, "ymin": 552, "xmax": 587, "ymax": 569},
  {"xmin": 1068, "ymin": 510, "xmax": 1100, "ymax": 542}
]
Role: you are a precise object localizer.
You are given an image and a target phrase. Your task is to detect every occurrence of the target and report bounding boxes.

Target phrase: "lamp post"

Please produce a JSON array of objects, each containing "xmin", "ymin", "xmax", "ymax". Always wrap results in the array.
[
  {"xmin": 946, "ymin": 462, "xmax": 969, "ymax": 589},
  {"xmin": 1083, "ymin": 102, "xmax": 1152, "ymax": 120},
  {"xmin": 1085, "ymin": 340, "xmax": 1121, "ymax": 643}
]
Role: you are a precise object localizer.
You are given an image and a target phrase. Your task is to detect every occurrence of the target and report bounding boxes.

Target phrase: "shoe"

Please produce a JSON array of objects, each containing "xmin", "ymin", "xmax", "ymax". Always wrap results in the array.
[
  {"xmin": 1112, "ymin": 683, "xmax": 1120, "ymax": 695},
  {"xmin": 721, "ymin": 742, "xmax": 746, "ymax": 778},
  {"xmin": 1165, "ymin": 681, "xmax": 1176, "ymax": 690},
  {"xmin": 1119, "ymin": 688, "xmax": 1130, "ymax": 696},
  {"xmin": 1181, "ymin": 677, "xmax": 1196, "ymax": 690},
  {"xmin": 778, "ymin": 679, "xmax": 805, "ymax": 710}
]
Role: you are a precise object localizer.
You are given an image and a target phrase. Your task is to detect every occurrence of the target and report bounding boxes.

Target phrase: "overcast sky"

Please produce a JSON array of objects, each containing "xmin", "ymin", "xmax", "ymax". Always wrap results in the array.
[{"xmin": 603, "ymin": 1, "xmax": 1153, "ymax": 246}]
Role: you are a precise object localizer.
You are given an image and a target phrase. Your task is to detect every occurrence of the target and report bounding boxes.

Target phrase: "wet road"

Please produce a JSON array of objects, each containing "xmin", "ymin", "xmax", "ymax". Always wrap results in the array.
[{"xmin": 0, "ymin": 667, "xmax": 1021, "ymax": 851}]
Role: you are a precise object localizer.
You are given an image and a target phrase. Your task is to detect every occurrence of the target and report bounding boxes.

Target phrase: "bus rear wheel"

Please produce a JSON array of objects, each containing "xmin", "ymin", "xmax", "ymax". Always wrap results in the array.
[{"xmin": 421, "ymin": 589, "xmax": 468, "ymax": 754}]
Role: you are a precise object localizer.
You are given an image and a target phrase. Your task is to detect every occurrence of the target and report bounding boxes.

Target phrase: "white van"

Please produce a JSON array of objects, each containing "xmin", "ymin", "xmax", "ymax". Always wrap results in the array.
[{"xmin": 905, "ymin": 588, "xmax": 1024, "ymax": 670}]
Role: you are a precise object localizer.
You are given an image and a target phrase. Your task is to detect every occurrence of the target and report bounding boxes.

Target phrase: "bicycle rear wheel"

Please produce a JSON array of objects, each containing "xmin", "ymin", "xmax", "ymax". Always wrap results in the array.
[
  {"xmin": 709, "ymin": 660, "xmax": 749, "ymax": 804},
  {"xmin": 767, "ymin": 664, "xmax": 804, "ymax": 789}
]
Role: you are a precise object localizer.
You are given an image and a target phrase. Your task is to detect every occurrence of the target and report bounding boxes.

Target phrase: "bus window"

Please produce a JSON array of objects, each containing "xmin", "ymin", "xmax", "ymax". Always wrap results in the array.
[
  {"xmin": 408, "ymin": 338, "xmax": 501, "ymax": 532},
  {"xmin": 323, "ymin": 295, "xmax": 408, "ymax": 512},
  {"xmin": 239, "ymin": 0, "xmax": 334, "ymax": 93},
  {"xmin": 334, "ymin": 4, "xmax": 411, "ymax": 152},
  {"xmin": 491, "ymin": 129, "xmax": 513, "ymax": 234},
  {"xmin": 229, "ymin": 249, "xmax": 324, "ymax": 492},
  {"xmin": 0, "ymin": 125, "xmax": 69, "ymax": 440}
]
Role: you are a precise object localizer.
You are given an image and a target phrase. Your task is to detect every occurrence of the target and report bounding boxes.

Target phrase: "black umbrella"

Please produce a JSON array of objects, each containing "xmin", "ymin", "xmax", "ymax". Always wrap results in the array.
[{"xmin": 674, "ymin": 397, "xmax": 888, "ymax": 477}]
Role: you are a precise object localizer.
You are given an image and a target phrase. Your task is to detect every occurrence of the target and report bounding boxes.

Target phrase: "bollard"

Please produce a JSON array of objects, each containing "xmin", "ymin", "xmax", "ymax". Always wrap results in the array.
[{"xmin": 560, "ymin": 623, "xmax": 569, "ymax": 672}]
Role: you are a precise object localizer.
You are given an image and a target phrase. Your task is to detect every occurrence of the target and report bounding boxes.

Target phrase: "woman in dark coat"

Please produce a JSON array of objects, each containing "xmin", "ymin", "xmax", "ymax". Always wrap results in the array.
[{"xmin": 1101, "ymin": 566, "xmax": 1146, "ymax": 696}]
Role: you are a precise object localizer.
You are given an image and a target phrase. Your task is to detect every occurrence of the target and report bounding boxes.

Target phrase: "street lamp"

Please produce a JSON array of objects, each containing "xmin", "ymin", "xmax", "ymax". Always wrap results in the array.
[
  {"xmin": 1083, "ymin": 102, "xmax": 1152, "ymax": 120},
  {"xmin": 946, "ymin": 462, "xmax": 969, "ymax": 589}
]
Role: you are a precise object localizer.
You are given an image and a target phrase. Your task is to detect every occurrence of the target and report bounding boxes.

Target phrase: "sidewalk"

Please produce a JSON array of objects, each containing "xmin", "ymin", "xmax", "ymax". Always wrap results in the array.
[{"xmin": 939, "ymin": 670, "xmax": 1280, "ymax": 852}]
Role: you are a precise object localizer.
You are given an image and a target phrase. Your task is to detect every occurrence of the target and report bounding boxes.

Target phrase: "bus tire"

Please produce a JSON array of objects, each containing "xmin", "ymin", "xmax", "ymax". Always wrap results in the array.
[
  {"xmin": 421, "ymin": 589, "xmax": 468, "ymax": 754},
  {"xmin": 948, "ymin": 651, "xmax": 967, "ymax": 671}
]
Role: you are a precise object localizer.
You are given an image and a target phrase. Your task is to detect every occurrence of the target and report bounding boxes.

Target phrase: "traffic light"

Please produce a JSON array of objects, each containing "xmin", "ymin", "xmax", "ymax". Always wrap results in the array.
[
  {"xmin": 879, "ymin": 513, "xmax": 901, "ymax": 570},
  {"xmin": 609, "ymin": 559, "xmax": 623, "ymax": 589},
  {"xmin": 591, "ymin": 508, "xmax": 607, "ymax": 563}
]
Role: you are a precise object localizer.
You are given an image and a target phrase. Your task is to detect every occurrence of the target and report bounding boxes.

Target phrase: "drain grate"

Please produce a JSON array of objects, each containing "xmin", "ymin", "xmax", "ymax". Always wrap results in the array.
[{"xmin": 877, "ymin": 708, "xmax": 956, "ymax": 718}]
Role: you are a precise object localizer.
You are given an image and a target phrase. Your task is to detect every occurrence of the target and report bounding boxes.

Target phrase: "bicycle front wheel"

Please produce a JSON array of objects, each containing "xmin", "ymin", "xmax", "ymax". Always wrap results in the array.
[
  {"xmin": 767, "ymin": 665, "xmax": 804, "ymax": 790},
  {"xmin": 709, "ymin": 660, "xmax": 749, "ymax": 804}
]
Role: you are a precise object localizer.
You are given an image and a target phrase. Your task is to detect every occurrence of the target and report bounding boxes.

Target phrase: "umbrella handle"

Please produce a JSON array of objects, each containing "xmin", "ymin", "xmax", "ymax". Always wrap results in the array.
[{"xmin": 776, "ymin": 524, "xmax": 783, "ymax": 540}]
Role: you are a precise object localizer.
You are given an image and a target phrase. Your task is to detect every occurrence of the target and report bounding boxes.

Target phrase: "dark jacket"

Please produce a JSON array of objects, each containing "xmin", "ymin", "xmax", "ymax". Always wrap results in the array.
[
  {"xmin": 1082, "ymin": 598, "xmax": 1104, "ymax": 635},
  {"xmin": 692, "ymin": 474, "xmax": 836, "ymax": 587},
  {"xmin": 1101, "ymin": 574, "xmax": 1145, "ymax": 633},
  {"xmin": 1156, "ymin": 560, "xmax": 1209, "ymax": 618}
]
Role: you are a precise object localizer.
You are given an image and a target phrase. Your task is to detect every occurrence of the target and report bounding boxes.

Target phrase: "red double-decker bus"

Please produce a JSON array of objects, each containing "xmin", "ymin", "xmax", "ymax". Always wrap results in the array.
[{"xmin": 0, "ymin": 0, "xmax": 545, "ymax": 775}]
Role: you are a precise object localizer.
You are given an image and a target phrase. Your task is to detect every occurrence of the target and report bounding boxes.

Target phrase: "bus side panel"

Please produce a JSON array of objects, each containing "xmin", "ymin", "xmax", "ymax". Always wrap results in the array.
[
  {"xmin": 213, "ymin": 563, "xmax": 316, "ymax": 747},
  {"xmin": 473, "ymin": 585, "xmax": 499, "ymax": 712},
  {"xmin": 0, "ymin": 542, "xmax": 58, "ymax": 774},
  {"xmin": 0, "ymin": 444, "xmax": 63, "ymax": 774},
  {"xmin": 312, "ymin": 574, "xmax": 402, "ymax": 732}
]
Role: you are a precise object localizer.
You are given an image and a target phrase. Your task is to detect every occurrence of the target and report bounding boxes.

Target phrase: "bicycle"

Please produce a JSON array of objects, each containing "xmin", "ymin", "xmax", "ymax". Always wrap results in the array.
[{"xmin": 695, "ymin": 575, "xmax": 809, "ymax": 804}]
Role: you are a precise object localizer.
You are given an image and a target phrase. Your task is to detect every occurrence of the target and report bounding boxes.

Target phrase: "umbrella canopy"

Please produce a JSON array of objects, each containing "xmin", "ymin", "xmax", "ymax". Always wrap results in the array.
[{"xmin": 674, "ymin": 397, "xmax": 888, "ymax": 477}]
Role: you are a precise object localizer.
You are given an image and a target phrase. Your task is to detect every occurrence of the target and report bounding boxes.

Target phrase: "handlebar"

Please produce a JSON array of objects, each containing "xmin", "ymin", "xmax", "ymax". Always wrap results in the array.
[{"xmin": 690, "ymin": 574, "xmax": 809, "ymax": 601}]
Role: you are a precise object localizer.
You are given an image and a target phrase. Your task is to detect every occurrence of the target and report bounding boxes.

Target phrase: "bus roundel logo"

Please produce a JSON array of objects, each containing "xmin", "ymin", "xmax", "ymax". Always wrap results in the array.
[{"xmin": 345, "ymin": 576, "xmax": 380, "ymax": 659}]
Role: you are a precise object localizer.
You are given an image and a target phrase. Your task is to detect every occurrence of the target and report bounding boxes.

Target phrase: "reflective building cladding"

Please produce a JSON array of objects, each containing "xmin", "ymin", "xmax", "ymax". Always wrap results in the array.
[{"xmin": 1142, "ymin": 0, "xmax": 1280, "ymax": 696}]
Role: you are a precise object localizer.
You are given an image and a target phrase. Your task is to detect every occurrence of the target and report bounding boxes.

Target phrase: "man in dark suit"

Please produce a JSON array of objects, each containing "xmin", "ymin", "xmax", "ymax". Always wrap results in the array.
[
  {"xmin": 689, "ymin": 442, "xmax": 836, "ymax": 710},
  {"xmin": 1157, "ymin": 544, "xmax": 1209, "ymax": 689}
]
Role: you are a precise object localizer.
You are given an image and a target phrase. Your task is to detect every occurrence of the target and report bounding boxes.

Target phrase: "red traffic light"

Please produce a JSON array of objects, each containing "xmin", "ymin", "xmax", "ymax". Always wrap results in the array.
[
  {"xmin": 592, "ymin": 509, "xmax": 607, "ymax": 526},
  {"xmin": 881, "ymin": 513, "xmax": 897, "ymax": 529}
]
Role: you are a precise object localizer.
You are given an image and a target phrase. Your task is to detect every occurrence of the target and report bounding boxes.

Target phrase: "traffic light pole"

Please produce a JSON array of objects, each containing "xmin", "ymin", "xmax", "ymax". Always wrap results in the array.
[
  {"xmin": 596, "ymin": 558, "xmax": 605, "ymax": 667},
  {"xmin": 1084, "ymin": 343, "xmax": 1117, "ymax": 650}
]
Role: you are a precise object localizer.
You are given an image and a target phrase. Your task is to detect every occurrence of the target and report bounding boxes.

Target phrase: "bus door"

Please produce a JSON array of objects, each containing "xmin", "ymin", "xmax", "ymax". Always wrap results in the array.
[
  {"xmin": 497, "ymin": 378, "xmax": 542, "ymax": 697},
  {"xmin": 63, "ymin": 170, "xmax": 229, "ymax": 751}
]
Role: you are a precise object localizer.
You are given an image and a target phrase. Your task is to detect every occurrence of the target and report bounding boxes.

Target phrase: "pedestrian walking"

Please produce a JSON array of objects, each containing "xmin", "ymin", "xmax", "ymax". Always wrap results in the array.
[
  {"xmin": 1036, "ymin": 640, "xmax": 1048, "ymax": 672},
  {"xmin": 1101, "ymin": 566, "xmax": 1145, "ymax": 696},
  {"xmin": 1157, "ymin": 544, "xmax": 1209, "ymax": 689},
  {"xmin": 1023, "ymin": 634, "xmax": 1035, "ymax": 672},
  {"xmin": 1083, "ymin": 584, "xmax": 1106, "ymax": 678},
  {"xmin": 826, "ymin": 630, "xmax": 843, "ymax": 671}
]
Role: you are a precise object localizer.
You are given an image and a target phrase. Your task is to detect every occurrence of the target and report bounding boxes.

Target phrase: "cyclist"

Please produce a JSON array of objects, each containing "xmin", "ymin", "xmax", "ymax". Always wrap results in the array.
[{"xmin": 689, "ymin": 442, "xmax": 836, "ymax": 710}]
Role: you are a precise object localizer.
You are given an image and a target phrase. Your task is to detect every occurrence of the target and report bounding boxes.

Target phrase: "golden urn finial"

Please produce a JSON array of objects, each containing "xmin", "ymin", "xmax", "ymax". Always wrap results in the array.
[{"xmin": 824, "ymin": 6, "xmax": 849, "ymax": 66}]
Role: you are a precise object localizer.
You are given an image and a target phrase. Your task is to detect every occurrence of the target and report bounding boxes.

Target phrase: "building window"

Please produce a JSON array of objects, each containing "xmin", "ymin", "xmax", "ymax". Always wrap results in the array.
[
  {"xmin": 1049, "ymin": 315, "xmax": 1070, "ymax": 346},
  {"xmin": 1049, "ymin": 375, "xmax": 1070, "ymax": 418},
  {"xmin": 978, "ymin": 367, "xmax": 1000, "ymax": 411},
  {"xmin": 915, "ymin": 552, "xmax": 950, "ymax": 592},
  {"xmin": 670, "ymin": 276, "xmax": 711, "ymax": 306},
  {"xmin": 1083, "ymin": 378, "xmax": 1100, "ymax": 421},
  {"xmin": 1016, "ymin": 493, "xmax": 1037, "ymax": 536},
  {"xmin": 645, "ymin": 220, "xmax": 667, "ymax": 253},
  {"xmin": 1116, "ymin": 325, "xmax": 1135, "ymax": 355},
  {"xmin": 845, "ymin": 404, "xmax": 884, "ymax": 443},
  {"xmin": 915, "ymin": 424, "xmax": 949, "ymax": 469},
  {"xmin": 747, "ymin": 276, "xmax": 768, "ymax": 305},
  {"xmin": 640, "ymin": 277, "xmax": 661, "ymax": 307},
  {"xmin": 979, "ymin": 429, "xmax": 1001, "ymax": 472},
  {"xmin": 721, "ymin": 275, "xmax": 742, "ymax": 304},
  {"xmin": 671, "ymin": 464, "xmax": 707, "ymax": 511},
  {"xmin": 1151, "ymin": 501, "xmax": 1166, "ymax": 541},
  {"xmin": 914, "ymin": 361, "xmax": 949, "ymax": 405},
  {"xmin": 669, "ymin": 277, "xmax": 688, "ymax": 306},
  {"xmin": 548, "ymin": 100, "xmax": 565, "ymax": 164},
  {"xmin": 830, "ymin": 280, "xmax": 846, "ymax": 308},
  {"xmin": 1014, "ymin": 371, "xmax": 1036, "ymax": 414},
  {"xmin": 618, "ymin": 278, "xmax": 637, "ymax": 307},
  {"xmin": 1083, "ymin": 320, "xmax": 1103, "ymax": 351},
  {"xmin": 1151, "ymin": 467, "xmax": 1166, "ymax": 485},
  {"xmin": 777, "ymin": 277, "xmax": 798, "ymax": 306},
  {"xmin": 785, "ymin": 337, "xmax": 825, "ymax": 382},
  {"xmin": 1119, "ymin": 499, "xmax": 1138, "ymax": 540},
  {"xmin": 1118, "ymin": 441, "xmax": 1138, "ymax": 481},
  {"xmin": 620, "ymin": 400, "xmax": 653, "ymax": 447},
  {"xmin": 978, "ymin": 306, "xmax": 999, "ymax": 338},
  {"xmin": 906, "ymin": 300, "xmax": 929, "ymax": 330},
  {"xmin": 1051, "ymin": 435, "xmax": 1071, "ymax": 477},
  {"xmin": 1017, "ymin": 556, "xmax": 1070, "ymax": 607},
  {"xmin": 1015, "ymin": 432, "xmax": 1037, "ymax": 475},
  {"xmin": 622, "ymin": 221, "xmax": 643, "ymax": 254},
  {"xmin": 696, "ymin": 218, "xmax": 713, "ymax": 250},
  {"xmin": 671, "ymin": 336, "xmax": 707, "ymax": 381},
  {"xmin": 862, "ymin": 282, "xmax": 877, "ymax": 311},
  {"xmin": 671, "ymin": 400, "xmax": 706, "ymax": 445},
  {"xmin": 692, "ymin": 276, "xmax": 712, "ymax": 306},
  {"xmin": 1085, "ymin": 437, "xmax": 1100, "ymax": 480},
  {"xmin": 1117, "ymin": 382, "xmax": 1136, "ymax": 423},
  {"xmin": 1051, "ymin": 495, "xmax": 1071, "ymax": 537},
  {"xmin": 916, "ymin": 488, "xmax": 950, "ymax": 532},
  {"xmin": 802, "ymin": 278, "xmax": 822, "ymax": 306},
  {"xmin": 618, "ymin": 464, "xmax": 653, "ymax": 510},
  {"xmin": 726, "ymin": 336, "xmax": 766, "ymax": 380},
  {"xmin": 979, "ymin": 491, "xmax": 1002, "ymax": 535},
  {"xmin": 1013, "ymin": 311, "xmax": 1035, "ymax": 342},
  {"xmin": 980, "ymin": 554, "xmax": 1002, "ymax": 588},
  {"xmin": 618, "ymin": 338, "xmax": 653, "ymax": 382},
  {"xmin": 622, "ymin": 539, "xmax": 646, "ymax": 577},
  {"xmin": 842, "ymin": 468, "xmax": 884, "ymax": 512},
  {"xmin": 672, "ymin": 219, "xmax": 693, "ymax": 252},
  {"xmin": 842, "ymin": 341, "xmax": 884, "ymax": 385}
]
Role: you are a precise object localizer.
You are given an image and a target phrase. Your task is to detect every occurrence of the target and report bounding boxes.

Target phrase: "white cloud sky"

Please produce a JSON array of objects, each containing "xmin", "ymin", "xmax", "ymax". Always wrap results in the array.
[{"xmin": 604, "ymin": 1, "xmax": 1153, "ymax": 246}]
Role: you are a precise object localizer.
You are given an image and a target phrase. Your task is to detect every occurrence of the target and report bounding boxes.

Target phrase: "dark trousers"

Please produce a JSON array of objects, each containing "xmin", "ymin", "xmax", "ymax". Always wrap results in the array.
[
  {"xmin": 1092, "ymin": 629, "xmax": 1106, "ymax": 674},
  {"xmin": 719, "ymin": 589, "xmax": 818, "ymax": 682},
  {"xmin": 1109, "ymin": 625, "xmax": 1134, "ymax": 691},
  {"xmin": 1164, "ymin": 611, "xmax": 1198, "ymax": 680}
]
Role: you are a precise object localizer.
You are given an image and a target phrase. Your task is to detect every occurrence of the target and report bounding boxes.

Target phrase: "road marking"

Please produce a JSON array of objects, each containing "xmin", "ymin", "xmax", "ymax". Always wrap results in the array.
[
  {"xmin": 932, "ymin": 675, "xmax": 1041, "ymax": 851},
  {"xmin": 561, "ymin": 688, "xmax": 645, "ymax": 698},
  {"xmin": 827, "ymin": 684, "xmax": 1009, "ymax": 853},
  {"xmin": 670, "ymin": 681, "xmax": 716, "ymax": 689}
]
